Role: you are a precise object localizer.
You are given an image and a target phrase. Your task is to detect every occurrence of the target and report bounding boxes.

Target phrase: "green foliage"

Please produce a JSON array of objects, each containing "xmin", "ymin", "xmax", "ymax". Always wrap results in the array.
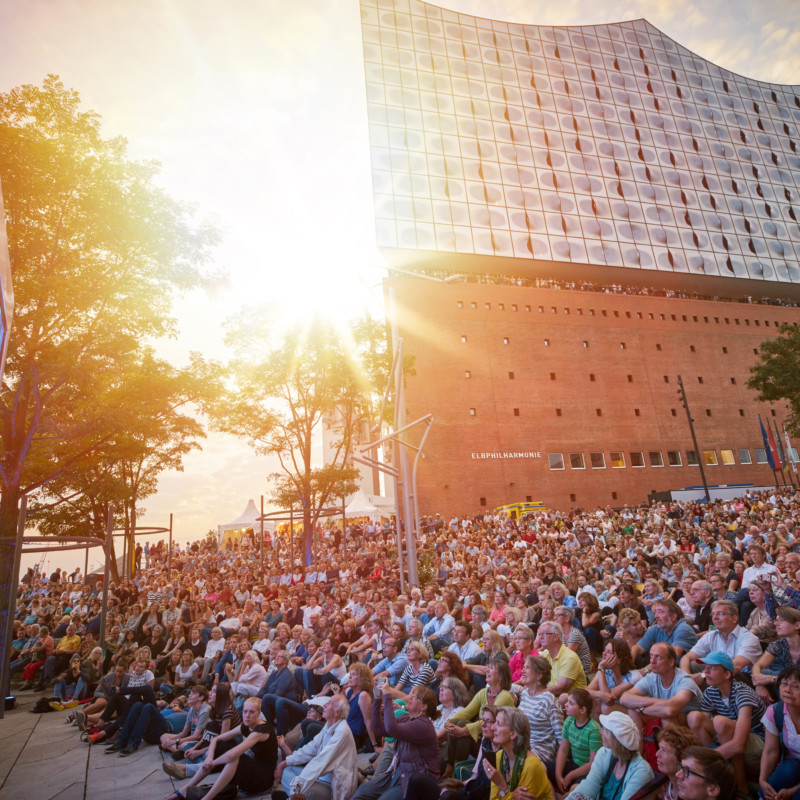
[
  {"xmin": 210, "ymin": 311, "xmax": 390, "ymax": 562},
  {"xmin": 747, "ymin": 323, "xmax": 800, "ymax": 435},
  {"xmin": 0, "ymin": 75, "xmax": 220, "ymax": 511}
]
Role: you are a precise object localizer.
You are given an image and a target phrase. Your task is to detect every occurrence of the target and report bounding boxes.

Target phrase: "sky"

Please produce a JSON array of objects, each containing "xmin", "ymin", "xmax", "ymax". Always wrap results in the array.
[{"xmin": 2, "ymin": 0, "xmax": 800, "ymax": 573}]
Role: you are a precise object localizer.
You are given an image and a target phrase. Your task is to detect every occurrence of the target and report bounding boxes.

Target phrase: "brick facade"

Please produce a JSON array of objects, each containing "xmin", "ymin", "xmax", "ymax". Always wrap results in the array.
[{"xmin": 391, "ymin": 276, "xmax": 799, "ymax": 515}]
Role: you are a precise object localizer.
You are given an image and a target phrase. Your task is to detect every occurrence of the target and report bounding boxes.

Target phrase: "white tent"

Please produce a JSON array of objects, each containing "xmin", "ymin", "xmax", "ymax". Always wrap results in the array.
[
  {"xmin": 217, "ymin": 499, "xmax": 273, "ymax": 546},
  {"xmin": 344, "ymin": 490, "xmax": 387, "ymax": 521}
]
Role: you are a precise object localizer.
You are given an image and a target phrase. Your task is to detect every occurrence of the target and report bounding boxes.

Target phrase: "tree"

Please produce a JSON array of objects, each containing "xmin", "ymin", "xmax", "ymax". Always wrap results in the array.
[
  {"xmin": 210, "ymin": 310, "xmax": 385, "ymax": 565},
  {"xmin": 0, "ymin": 76, "xmax": 220, "ymax": 662},
  {"xmin": 748, "ymin": 323, "xmax": 800, "ymax": 435},
  {"xmin": 29, "ymin": 349, "xmax": 220, "ymax": 581}
]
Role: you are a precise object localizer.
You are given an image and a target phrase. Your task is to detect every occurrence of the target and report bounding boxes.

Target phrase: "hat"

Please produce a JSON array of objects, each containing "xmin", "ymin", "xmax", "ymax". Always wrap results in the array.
[
  {"xmin": 598, "ymin": 711, "xmax": 640, "ymax": 750},
  {"xmin": 697, "ymin": 651, "xmax": 734, "ymax": 673}
]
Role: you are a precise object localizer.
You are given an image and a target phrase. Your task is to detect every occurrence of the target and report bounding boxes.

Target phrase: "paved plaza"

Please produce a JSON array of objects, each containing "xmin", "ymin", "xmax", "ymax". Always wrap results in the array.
[{"xmin": 0, "ymin": 692, "xmax": 275, "ymax": 800}]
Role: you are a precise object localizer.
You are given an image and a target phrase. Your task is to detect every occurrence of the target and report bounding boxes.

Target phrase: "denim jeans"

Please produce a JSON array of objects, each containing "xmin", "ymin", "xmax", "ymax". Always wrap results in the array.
[{"xmin": 761, "ymin": 757, "xmax": 800, "ymax": 800}]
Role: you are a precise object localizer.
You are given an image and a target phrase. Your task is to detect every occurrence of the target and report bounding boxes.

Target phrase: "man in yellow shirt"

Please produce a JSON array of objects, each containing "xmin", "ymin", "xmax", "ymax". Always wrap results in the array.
[
  {"xmin": 37, "ymin": 622, "xmax": 81, "ymax": 690},
  {"xmin": 537, "ymin": 621, "xmax": 587, "ymax": 696}
]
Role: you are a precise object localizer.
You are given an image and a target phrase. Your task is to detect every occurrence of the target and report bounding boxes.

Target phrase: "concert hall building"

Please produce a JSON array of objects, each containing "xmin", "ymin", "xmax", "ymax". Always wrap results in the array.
[{"xmin": 359, "ymin": 0, "xmax": 800, "ymax": 513}]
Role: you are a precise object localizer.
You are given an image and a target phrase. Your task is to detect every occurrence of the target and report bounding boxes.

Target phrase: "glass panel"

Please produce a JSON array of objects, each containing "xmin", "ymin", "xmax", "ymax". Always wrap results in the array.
[
  {"xmin": 569, "ymin": 453, "xmax": 586, "ymax": 469},
  {"xmin": 737, "ymin": 448, "xmax": 752, "ymax": 464},
  {"xmin": 668, "ymin": 450, "xmax": 682, "ymax": 466},
  {"xmin": 687, "ymin": 450, "xmax": 699, "ymax": 466},
  {"xmin": 720, "ymin": 449, "xmax": 735, "ymax": 465},
  {"xmin": 755, "ymin": 448, "xmax": 768, "ymax": 464},
  {"xmin": 703, "ymin": 449, "xmax": 718, "ymax": 466},
  {"xmin": 630, "ymin": 451, "xmax": 645, "ymax": 468},
  {"xmin": 648, "ymin": 451, "xmax": 664, "ymax": 467},
  {"xmin": 590, "ymin": 452, "xmax": 606, "ymax": 469},
  {"xmin": 610, "ymin": 451, "xmax": 625, "ymax": 468},
  {"xmin": 549, "ymin": 453, "xmax": 565, "ymax": 470}
]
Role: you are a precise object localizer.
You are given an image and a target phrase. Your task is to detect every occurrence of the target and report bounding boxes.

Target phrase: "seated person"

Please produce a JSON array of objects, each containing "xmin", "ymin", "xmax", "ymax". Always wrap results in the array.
[
  {"xmin": 679, "ymin": 600, "xmax": 762, "ymax": 680},
  {"xmin": 564, "ymin": 711, "xmax": 654, "ymax": 800},
  {"xmin": 630, "ymin": 598, "xmax": 697, "ymax": 664},
  {"xmin": 165, "ymin": 697, "xmax": 276, "ymax": 800},
  {"xmin": 482, "ymin": 707, "xmax": 551, "ymax": 800},
  {"xmin": 619, "ymin": 642, "xmax": 702, "ymax": 728},
  {"xmin": 550, "ymin": 688, "xmax": 602, "ymax": 794},
  {"xmin": 274, "ymin": 694, "xmax": 359, "ymax": 800},
  {"xmin": 676, "ymin": 745, "xmax": 735, "ymax": 800},
  {"xmin": 158, "ymin": 685, "xmax": 211, "ymax": 757},
  {"xmin": 686, "ymin": 651, "xmax": 765, "ymax": 796}
]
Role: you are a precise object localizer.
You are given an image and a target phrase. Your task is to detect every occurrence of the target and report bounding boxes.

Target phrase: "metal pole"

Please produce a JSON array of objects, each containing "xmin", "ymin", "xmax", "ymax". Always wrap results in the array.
[
  {"xmin": 389, "ymin": 285, "xmax": 418, "ymax": 588},
  {"xmin": 677, "ymin": 375, "xmax": 710, "ymax": 502},
  {"xmin": 99, "ymin": 505, "xmax": 113, "ymax": 653},
  {"xmin": 0, "ymin": 495, "xmax": 26, "ymax": 719},
  {"xmin": 122, "ymin": 509, "xmax": 128, "ymax": 581},
  {"xmin": 168, "ymin": 513, "xmax": 173, "ymax": 575},
  {"xmin": 129, "ymin": 507, "xmax": 137, "ymax": 580},
  {"xmin": 290, "ymin": 508, "xmax": 294, "ymax": 568},
  {"xmin": 260, "ymin": 496, "xmax": 264, "ymax": 574}
]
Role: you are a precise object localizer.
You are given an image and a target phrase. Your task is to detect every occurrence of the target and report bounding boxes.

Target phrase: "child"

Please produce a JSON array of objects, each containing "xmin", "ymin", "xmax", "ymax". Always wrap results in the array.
[{"xmin": 550, "ymin": 688, "xmax": 602, "ymax": 794}]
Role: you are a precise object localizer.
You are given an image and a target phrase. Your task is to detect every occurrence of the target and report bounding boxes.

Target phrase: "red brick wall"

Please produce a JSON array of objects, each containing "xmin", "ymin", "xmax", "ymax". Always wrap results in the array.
[{"xmin": 390, "ymin": 278, "xmax": 800, "ymax": 516}]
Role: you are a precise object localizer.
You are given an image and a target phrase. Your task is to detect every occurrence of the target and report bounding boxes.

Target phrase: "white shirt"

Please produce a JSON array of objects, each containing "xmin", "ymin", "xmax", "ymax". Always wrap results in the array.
[{"xmin": 741, "ymin": 563, "xmax": 780, "ymax": 589}]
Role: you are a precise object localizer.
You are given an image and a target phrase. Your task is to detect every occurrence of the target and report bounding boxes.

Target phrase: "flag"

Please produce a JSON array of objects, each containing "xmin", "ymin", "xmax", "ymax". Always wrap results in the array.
[
  {"xmin": 760, "ymin": 415, "xmax": 778, "ymax": 470},
  {"xmin": 773, "ymin": 419, "xmax": 788, "ymax": 470},
  {"xmin": 785, "ymin": 423, "xmax": 799, "ymax": 475}
]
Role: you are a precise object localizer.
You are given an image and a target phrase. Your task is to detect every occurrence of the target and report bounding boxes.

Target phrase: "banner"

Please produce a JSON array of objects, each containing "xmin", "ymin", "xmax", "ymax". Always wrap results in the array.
[
  {"xmin": 773, "ymin": 418, "xmax": 788, "ymax": 470},
  {"xmin": 785, "ymin": 423, "xmax": 799, "ymax": 475},
  {"xmin": 759, "ymin": 415, "xmax": 778, "ymax": 470}
]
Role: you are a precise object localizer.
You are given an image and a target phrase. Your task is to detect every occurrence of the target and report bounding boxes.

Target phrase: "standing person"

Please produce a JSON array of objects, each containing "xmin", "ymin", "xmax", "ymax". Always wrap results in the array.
[
  {"xmin": 352, "ymin": 684, "xmax": 440, "ymax": 800},
  {"xmin": 482, "ymin": 707, "xmax": 551, "ymax": 800}
]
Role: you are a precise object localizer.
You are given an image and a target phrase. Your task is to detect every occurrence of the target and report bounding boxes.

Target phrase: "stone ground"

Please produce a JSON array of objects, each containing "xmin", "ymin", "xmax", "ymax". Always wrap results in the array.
[{"xmin": 0, "ymin": 690, "xmax": 276, "ymax": 800}]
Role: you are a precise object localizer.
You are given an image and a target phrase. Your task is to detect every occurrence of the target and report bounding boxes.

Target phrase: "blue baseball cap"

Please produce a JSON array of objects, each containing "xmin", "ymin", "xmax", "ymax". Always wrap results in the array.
[{"xmin": 697, "ymin": 651, "xmax": 734, "ymax": 673}]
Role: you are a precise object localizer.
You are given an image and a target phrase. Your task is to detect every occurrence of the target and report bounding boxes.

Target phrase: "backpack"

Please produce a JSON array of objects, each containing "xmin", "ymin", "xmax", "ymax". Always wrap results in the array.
[
  {"xmin": 185, "ymin": 784, "xmax": 237, "ymax": 800},
  {"xmin": 774, "ymin": 700, "xmax": 787, "ymax": 760},
  {"xmin": 31, "ymin": 696, "xmax": 59, "ymax": 714},
  {"xmin": 641, "ymin": 717, "xmax": 662, "ymax": 772}
]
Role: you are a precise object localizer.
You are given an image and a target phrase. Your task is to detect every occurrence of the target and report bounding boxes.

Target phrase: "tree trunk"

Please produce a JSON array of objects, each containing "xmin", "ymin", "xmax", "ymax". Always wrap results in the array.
[
  {"xmin": 0, "ymin": 484, "xmax": 22, "ymax": 695},
  {"xmin": 303, "ymin": 509, "xmax": 312, "ymax": 567}
]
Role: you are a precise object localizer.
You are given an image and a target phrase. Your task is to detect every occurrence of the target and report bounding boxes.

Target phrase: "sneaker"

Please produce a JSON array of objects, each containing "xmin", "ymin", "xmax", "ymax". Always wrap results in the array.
[
  {"xmin": 75, "ymin": 711, "xmax": 87, "ymax": 731},
  {"xmin": 104, "ymin": 741, "xmax": 125, "ymax": 754},
  {"xmin": 119, "ymin": 743, "xmax": 139, "ymax": 756},
  {"xmin": 63, "ymin": 699, "xmax": 80, "ymax": 709},
  {"xmin": 162, "ymin": 762, "xmax": 186, "ymax": 779},
  {"xmin": 65, "ymin": 713, "xmax": 76, "ymax": 724}
]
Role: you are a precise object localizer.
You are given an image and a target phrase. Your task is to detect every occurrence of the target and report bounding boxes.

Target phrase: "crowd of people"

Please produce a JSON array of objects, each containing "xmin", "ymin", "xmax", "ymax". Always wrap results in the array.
[{"xmin": 9, "ymin": 485, "xmax": 800, "ymax": 800}]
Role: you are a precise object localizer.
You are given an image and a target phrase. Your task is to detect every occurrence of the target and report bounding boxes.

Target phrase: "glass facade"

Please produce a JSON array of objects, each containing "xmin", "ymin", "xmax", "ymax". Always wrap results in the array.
[{"xmin": 361, "ymin": 0, "xmax": 800, "ymax": 283}]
